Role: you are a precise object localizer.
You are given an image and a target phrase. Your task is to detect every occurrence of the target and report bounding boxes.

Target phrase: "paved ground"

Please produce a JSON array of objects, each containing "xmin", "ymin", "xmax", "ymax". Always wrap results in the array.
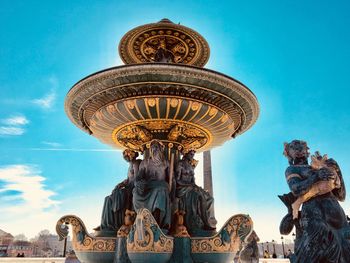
[{"xmin": 0, "ymin": 258, "xmax": 290, "ymax": 263}]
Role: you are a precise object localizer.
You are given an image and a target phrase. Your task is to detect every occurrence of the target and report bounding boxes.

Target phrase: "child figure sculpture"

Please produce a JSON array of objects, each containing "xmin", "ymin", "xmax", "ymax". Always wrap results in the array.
[{"xmin": 290, "ymin": 151, "xmax": 341, "ymax": 219}]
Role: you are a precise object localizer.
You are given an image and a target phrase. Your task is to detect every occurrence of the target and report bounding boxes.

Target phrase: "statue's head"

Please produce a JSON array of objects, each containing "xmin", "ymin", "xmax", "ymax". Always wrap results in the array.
[
  {"xmin": 123, "ymin": 149, "xmax": 138, "ymax": 162},
  {"xmin": 184, "ymin": 150, "xmax": 196, "ymax": 160},
  {"xmin": 148, "ymin": 140, "xmax": 165, "ymax": 159},
  {"xmin": 283, "ymin": 140, "xmax": 309, "ymax": 165},
  {"xmin": 124, "ymin": 209, "xmax": 136, "ymax": 226},
  {"xmin": 246, "ymin": 230, "xmax": 260, "ymax": 242},
  {"xmin": 183, "ymin": 150, "xmax": 198, "ymax": 168}
]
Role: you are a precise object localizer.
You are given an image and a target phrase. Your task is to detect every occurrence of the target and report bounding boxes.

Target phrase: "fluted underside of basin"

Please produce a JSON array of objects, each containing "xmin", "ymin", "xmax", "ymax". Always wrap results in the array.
[{"xmin": 65, "ymin": 63, "xmax": 259, "ymax": 152}]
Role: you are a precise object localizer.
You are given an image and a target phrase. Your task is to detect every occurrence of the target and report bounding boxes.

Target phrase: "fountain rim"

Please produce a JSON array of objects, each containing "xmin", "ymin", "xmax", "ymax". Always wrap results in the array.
[
  {"xmin": 65, "ymin": 63, "xmax": 260, "ymax": 149},
  {"xmin": 66, "ymin": 62, "xmax": 258, "ymax": 101}
]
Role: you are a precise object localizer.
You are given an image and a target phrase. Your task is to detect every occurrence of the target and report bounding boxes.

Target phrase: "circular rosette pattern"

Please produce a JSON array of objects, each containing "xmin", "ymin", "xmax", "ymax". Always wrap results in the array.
[{"xmin": 119, "ymin": 18, "xmax": 210, "ymax": 67}]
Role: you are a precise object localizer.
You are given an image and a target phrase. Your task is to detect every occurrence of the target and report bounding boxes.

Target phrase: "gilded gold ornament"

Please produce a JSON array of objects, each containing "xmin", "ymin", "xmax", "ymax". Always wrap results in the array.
[{"xmin": 147, "ymin": 98, "xmax": 156, "ymax": 107}]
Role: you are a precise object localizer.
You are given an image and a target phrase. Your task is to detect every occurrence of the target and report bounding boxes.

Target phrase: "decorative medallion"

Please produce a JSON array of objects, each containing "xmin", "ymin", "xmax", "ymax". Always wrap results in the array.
[
  {"xmin": 112, "ymin": 119, "xmax": 210, "ymax": 152},
  {"xmin": 127, "ymin": 208, "xmax": 173, "ymax": 253},
  {"xmin": 119, "ymin": 19, "xmax": 210, "ymax": 67}
]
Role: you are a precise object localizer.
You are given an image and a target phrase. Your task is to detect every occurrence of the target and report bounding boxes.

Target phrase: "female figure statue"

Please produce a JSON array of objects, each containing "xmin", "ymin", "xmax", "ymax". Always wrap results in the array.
[
  {"xmin": 175, "ymin": 150, "xmax": 216, "ymax": 236},
  {"xmin": 283, "ymin": 140, "xmax": 350, "ymax": 263},
  {"xmin": 95, "ymin": 149, "xmax": 140, "ymax": 234}
]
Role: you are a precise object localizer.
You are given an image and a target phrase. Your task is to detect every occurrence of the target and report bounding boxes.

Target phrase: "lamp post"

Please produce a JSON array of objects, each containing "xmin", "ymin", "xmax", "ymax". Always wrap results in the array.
[
  {"xmin": 61, "ymin": 223, "xmax": 69, "ymax": 257},
  {"xmin": 63, "ymin": 237, "xmax": 67, "ymax": 257},
  {"xmin": 272, "ymin": 240, "xmax": 276, "ymax": 258},
  {"xmin": 281, "ymin": 236, "xmax": 285, "ymax": 258},
  {"xmin": 266, "ymin": 241, "xmax": 270, "ymax": 255}
]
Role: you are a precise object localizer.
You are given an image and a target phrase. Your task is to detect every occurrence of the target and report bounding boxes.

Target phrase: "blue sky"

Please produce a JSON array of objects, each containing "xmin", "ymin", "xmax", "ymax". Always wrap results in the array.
[{"xmin": 1, "ymin": 0, "xmax": 350, "ymax": 242}]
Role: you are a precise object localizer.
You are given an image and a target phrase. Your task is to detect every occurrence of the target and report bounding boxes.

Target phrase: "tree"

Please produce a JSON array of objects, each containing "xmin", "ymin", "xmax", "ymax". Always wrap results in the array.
[
  {"xmin": 32, "ymin": 229, "xmax": 51, "ymax": 256},
  {"xmin": 37, "ymin": 230, "xmax": 50, "ymax": 238},
  {"xmin": 14, "ymin": 234, "xmax": 27, "ymax": 241}
]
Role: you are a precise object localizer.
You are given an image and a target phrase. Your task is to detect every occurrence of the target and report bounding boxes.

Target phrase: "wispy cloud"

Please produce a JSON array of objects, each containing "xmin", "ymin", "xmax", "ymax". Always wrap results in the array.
[
  {"xmin": 32, "ymin": 90, "xmax": 56, "ymax": 109},
  {"xmin": 29, "ymin": 148, "xmax": 119, "ymax": 152},
  {"xmin": 0, "ymin": 165, "xmax": 60, "ymax": 237},
  {"xmin": 0, "ymin": 115, "xmax": 29, "ymax": 136},
  {"xmin": 2, "ymin": 116, "xmax": 29, "ymax": 126},
  {"xmin": 0, "ymin": 165, "xmax": 59, "ymax": 211},
  {"xmin": 32, "ymin": 76, "xmax": 58, "ymax": 110},
  {"xmin": 0, "ymin": 127, "xmax": 25, "ymax": 136},
  {"xmin": 1, "ymin": 77, "xmax": 58, "ymax": 112},
  {"xmin": 41, "ymin": 141, "xmax": 62, "ymax": 148}
]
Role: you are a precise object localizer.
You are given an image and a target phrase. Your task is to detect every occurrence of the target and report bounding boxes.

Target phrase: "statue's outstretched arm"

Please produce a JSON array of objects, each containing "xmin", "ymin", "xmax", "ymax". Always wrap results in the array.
[
  {"xmin": 286, "ymin": 169, "xmax": 318, "ymax": 196},
  {"xmin": 287, "ymin": 167, "xmax": 335, "ymax": 196},
  {"xmin": 288, "ymin": 177, "xmax": 316, "ymax": 196}
]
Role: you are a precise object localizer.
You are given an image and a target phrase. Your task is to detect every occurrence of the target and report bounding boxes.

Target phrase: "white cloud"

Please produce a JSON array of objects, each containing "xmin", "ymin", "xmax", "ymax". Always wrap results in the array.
[
  {"xmin": 2, "ymin": 115, "xmax": 29, "ymax": 126},
  {"xmin": 0, "ymin": 165, "xmax": 60, "ymax": 237},
  {"xmin": 32, "ymin": 90, "xmax": 56, "ymax": 109},
  {"xmin": 0, "ymin": 115, "xmax": 29, "ymax": 136},
  {"xmin": 41, "ymin": 141, "xmax": 62, "ymax": 148},
  {"xmin": 29, "ymin": 148, "xmax": 119, "ymax": 152},
  {"xmin": 0, "ymin": 165, "xmax": 59, "ymax": 210},
  {"xmin": 0, "ymin": 126, "xmax": 25, "ymax": 136}
]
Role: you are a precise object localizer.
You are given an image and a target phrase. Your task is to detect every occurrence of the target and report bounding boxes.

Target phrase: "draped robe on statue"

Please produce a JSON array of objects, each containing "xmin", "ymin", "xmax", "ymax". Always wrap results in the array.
[
  {"xmin": 133, "ymin": 143, "xmax": 171, "ymax": 228},
  {"xmin": 175, "ymin": 151, "xmax": 216, "ymax": 235},
  {"xmin": 100, "ymin": 181, "xmax": 132, "ymax": 231},
  {"xmin": 97, "ymin": 150, "xmax": 140, "ymax": 232}
]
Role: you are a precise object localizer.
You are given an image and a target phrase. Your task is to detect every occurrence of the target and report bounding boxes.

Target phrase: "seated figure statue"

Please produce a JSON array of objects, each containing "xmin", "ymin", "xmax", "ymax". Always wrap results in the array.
[
  {"xmin": 175, "ymin": 150, "xmax": 217, "ymax": 236},
  {"xmin": 95, "ymin": 149, "xmax": 140, "ymax": 235},
  {"xmin": 133, "ymin": 140, "xmax": 171, "ymax": 229}
]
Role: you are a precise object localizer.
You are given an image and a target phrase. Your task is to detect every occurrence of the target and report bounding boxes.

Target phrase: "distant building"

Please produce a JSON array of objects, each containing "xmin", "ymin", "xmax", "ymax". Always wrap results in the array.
[
  {"xmin": 7, "ymin": 241, "xmax": 33, "ymax": 257},
  {"xmin": 32, "ymin": 233, "xmax": 72, "ymax": 257},
  {"xmin": 46, "ymin": 234, "xmax": 64, "ymax": 257},
  {"xmin": 0, "ymin": 245, "xmax": 9, "ymax": 257},
  {"xmin": 0, "ymin": 229, "xmax": 72, "ymax": 257},
  {"xmin": 0, "ymin": 229, "xmax": 14, "ymax": 257},
  {"xmin": 0, "ymin": 229, "xmax": 14, "ymax": 245}
]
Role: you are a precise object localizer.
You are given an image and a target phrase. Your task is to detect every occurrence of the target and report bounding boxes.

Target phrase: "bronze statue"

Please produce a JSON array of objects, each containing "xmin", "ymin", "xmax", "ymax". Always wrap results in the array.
[
  {"xmin": 133, "ymin": 140, "xmax": 172, "ymax": 228},
  {"xmin": 117, "ymin": 209, "xmax": 136, "ymax": 237},
  {"xmin": 172, "ymin": 210, "xmax": 190, "ymax": 237},
  {"xmin": 238, "ymin": 231, "xmax": 260, "ymax": 263},
  {"xmin": 291, "ymin": 151, "xmax": 342, "ymax": 219},
  {"xmin": 95, "ymin": 149, "xmax": 140, "ymax": 234},
  {"xmin": 280, "ymin": 140, "xmax": 350, "ymax": 263},
  {"xmin": 175, "ymin": 150, "xmax": 217, "ymax": 236}
]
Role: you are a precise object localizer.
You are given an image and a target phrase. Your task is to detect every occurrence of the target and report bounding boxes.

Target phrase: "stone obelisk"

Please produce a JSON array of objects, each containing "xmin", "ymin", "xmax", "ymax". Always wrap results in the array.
[{"xmin": 203, "ymin": 150, "xmax": 213, "ymax": 197}]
